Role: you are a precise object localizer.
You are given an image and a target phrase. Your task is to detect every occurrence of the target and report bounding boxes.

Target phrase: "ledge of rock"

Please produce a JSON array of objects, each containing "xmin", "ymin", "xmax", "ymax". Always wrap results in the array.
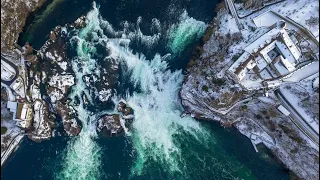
[{"xmin": 97, "ymin": 101, "xmax": 134, "ymax": 138}]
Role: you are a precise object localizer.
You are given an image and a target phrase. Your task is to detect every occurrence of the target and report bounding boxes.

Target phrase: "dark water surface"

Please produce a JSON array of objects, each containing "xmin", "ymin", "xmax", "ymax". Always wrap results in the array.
[
  {"xmin": 3, "ymin": 0, "xmax": 290, "ymax": 180},
  {"xmin": 1, "ymin": 123, "xmax": 290, "ymax": 180},
  {"xmin": 1, "ymin": 123, "xmax": 289, "ymax": 180}
]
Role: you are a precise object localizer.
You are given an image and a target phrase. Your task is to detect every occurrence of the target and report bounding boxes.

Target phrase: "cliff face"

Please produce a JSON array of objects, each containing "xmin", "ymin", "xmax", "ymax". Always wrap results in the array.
[
  {"xmin": 180, "ymin": 1, "xmax": 319, "ymax": 180},
  {"xmin": 1, "ymin": 0, "xmax": 46, "ymax": 52}
]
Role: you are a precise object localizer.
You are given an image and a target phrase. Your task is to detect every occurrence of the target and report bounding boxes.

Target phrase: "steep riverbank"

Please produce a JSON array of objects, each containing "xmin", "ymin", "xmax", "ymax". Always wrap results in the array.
[
  {"xmin": 180, "ymin": 2, "xmax": 319, "ymax": 180},
  {"xmin": 1, "ymin": 0, "xmax": 47, "ymax": 52},
  {"xmin": 1, "ymin": 1, "xmax": 295, "ymax": 180}
]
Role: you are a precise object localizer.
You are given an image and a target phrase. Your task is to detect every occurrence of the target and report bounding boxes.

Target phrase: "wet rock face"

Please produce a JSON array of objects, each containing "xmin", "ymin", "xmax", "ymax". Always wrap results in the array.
[
  {"xmin": 117, "ymin": 102, "xmax": 126, "ymax": 112},
  {"xmin": 73, "ymin": 16, "xmax": 87, "ymax": 29},
  {"xmin": 34, "ymin": 18, "xmax": 89, "ymax": 137},
  {"xmin": 97, "ymin": 101, "xmax": 134, "ymax": 138},
  {"xmin": 123, "ymin": 107, "xmax": 134, "ymax": 116},
  {"xmin": 1, "ymin": 87, "xmax": 8, "ymax": 101},
  {"xmin": 38, "ymin": 17, "xmax": 88, "ymax": 74},
  {"xmin": 39, "ymin": 26, "xmax": 70, "ymax": 73},
  {"xmin": 55, "ymin": 101, "xmax": 82, "ymax": 136},
  {"xmin": 82, "ymin": 57, "xmax": 119, "ymax": 105},
  {"xmin": 27, "ymin": 100, "xmax": 56, "ymax": 143},
  {"xmin": 97, "ymin": 114, "xmax": 123, "ymax": 137},
  {"xmin": 26, "ymin": 15, "xmax": 119, "ymax": 139},
  {"xmin": 117, "ymin": 101, "xmax": 134, "ymax": 116}
]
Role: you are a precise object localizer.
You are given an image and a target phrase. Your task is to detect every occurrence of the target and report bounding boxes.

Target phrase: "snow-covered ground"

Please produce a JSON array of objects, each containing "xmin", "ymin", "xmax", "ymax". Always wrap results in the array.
[
  {"xmin": 280, "ymin": 87, "xmax": 319, "ymax": 134},
  {"xmin": 283, "ymin": 61, "xmax": 319, "ymax": 82},
  {"xmin": 1, "ymin": 83, "xmax": 16, "ymax": 101},
  {"xmin": 181, "ymin": 1, "xmax": 319, "ymax": 179},
  {"xmin": 1, "ymin": 114, "xmax": 23, "ymax": 157},
  {"xmin": 218, "ymin": 13, "xmax": 240, "ymax": 35},
  {"xmin": 282, "ymin": 0, "xmax": 319, "ymax": 39},
  {"xmin": 238, "ymin": 0, "xmax": 319, "ymax": 39},
  {"xmin": 48, "ymin": 88, "xmax": 64, "ymax": 103},
  {"xmin": 48, "ymin": 74, "xmax": 74, "ymax": 94},
  {"xmin": 257, "ymin": 96, "xmax": 276, "ymax": 104},
  {"xmin": 253, "ymin": 11, "xmax": 300, "ymax": 31}
]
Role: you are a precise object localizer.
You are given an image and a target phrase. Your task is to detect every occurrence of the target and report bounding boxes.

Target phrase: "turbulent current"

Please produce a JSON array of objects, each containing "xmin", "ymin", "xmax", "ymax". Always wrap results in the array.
[
  {"xmin": 56, "ymin": 3, "xmax": 211, "ymax": 180},
  {"xmin": 1, "ymin": 1, "xmax": 291, "ymax": 180}
]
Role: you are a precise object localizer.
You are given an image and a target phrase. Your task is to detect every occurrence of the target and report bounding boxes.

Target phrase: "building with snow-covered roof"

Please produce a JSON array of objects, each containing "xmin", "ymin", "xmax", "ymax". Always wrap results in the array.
[
  {"xmin": 1, "ymin": 60, "xmax": 16, "ymax": 81},
  {"xmin": 227, "ymin": 21, "xmax": 303, "ymax": 90},
  {"xmin": 277, "ymin": 105, "xmax": 290, "ymax": 116},
  {"xmin": 7, "ymin": 102, "xmax": 34, "ymax": 129}
]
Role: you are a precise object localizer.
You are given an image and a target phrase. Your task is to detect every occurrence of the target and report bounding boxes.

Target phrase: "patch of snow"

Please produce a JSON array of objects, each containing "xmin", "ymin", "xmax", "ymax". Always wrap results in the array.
[
  {"xmin": 98, "ymin": 88, "xmax": 112, "ymax": 102},
  {"xmin": 218, "ymin": 14, "xmax": 240, "ymax": 35},
  {"xmin": 283, "ymin": 61, "xmax": 319, "ymax": 82},
  {"xmin": 258, "ymin": 96, "xmax": 276, "ymax": 104},
  {"xmin": 45, "ymin": 52, "xmax": 55, "ymax": 61},
  {"xmin": 48, "ymin": 74, "xmax": 74, "ymax": 94},
  {"xmin": 1, "ymin": 83, "xmax": 15, "ymax": 101},
  {"xmin": 313, "ymin": 75, "xmax": 319, "ymax": 88},
  {"xmin": 57, "ymin": 61, "xmax": 67, "ymax": 71},
  {"xmin": 48, "ymin": 88, "xmax": 64, "ymax": 104},
  {"xmin": 280, "ymin": 87, "xmax": 319, "ymax": 134}
]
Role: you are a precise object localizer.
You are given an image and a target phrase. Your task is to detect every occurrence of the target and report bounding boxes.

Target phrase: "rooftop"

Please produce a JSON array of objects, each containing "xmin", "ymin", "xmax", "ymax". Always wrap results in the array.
[{"xmin": 228, "ymin": 21, "xmax": 302, "ymax": 90}]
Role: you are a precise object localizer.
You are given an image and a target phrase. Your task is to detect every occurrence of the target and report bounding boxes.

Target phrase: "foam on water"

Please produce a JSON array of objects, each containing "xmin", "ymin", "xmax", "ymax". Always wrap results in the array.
[
  {"xmin": 57, "ymin": 2, "xmax": 214, "ymax": 179},
  {"xmin": 117, "ymin": 50, "xmax": 212, "ymax": 177},
  {"xmin": 56, "ymin": 3, "xmax": 103, "ymax": 179},
  {"xmin": 167, "ymin": 10, "xmax": 207, "ymax": 55},
  {"xmin": 97, "ymin": 9, "xmax": 212, "ymax": 179}
]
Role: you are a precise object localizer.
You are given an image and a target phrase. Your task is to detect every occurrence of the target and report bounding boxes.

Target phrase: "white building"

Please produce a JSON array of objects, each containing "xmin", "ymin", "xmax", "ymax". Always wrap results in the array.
[
  {"xmin": 6, "ymin": 101, "xmax": 33, "ymax": 129},
  {"xmin": 228, "ymin": 21, "xmax": 302, "ymax": 90},
  {"xmin": 277, "ymin": 105, "xmax": 290, "ymax": 116},
  {"xmin": 10, "ymin": 76, "xmax": 25, "ymax": 98},
  {"xmin": 1, "ymin": 60, "xmax": 16, "ymax": 81}
]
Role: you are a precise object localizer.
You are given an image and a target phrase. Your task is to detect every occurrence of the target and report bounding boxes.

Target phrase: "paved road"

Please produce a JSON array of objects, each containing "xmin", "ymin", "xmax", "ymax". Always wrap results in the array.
[
  {"xmin": 1, "ymin": 133, "xmax": 24, "ymax": 167},
  {"xmin": 1, "ymin": 54, "xmax": 19, "ymax": 85},
  {"xmin": 275, "ymin": 89, "xmax": 319, "ymax": 146},
  {"xmin": 225, "ymin": 0, "xmax": 243, "ymax": 30}
]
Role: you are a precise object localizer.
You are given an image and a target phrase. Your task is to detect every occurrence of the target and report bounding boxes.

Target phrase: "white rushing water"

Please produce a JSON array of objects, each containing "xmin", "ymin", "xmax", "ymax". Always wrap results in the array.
[
  {"xmin": 57, "ymin": 2, "xmax": 211, "ymax": 179},
  {"xmin": 167, "ymin": 10, "xmax": 207, "ymax": 55}
]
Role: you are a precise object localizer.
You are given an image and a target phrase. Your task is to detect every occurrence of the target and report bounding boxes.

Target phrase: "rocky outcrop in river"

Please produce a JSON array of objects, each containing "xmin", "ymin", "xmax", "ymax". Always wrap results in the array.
[{"xmin": 97, "ymin": 101, "xmax": 134, "ymax": 137}]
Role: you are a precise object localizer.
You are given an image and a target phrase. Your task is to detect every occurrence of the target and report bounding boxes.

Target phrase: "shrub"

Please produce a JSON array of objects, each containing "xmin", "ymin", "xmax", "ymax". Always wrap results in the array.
[
  {"xmin": 231, "ymin": 53, "xmax": 241, "ymax": 61},
  {"xmin": 1, "ymin": 127, "xmax": 7, "ymax": 135},
  {"xmin": 202, "ymin": 27, "xmax": 214, "ymax": 43},
  {"xmin": 202, "ymin": 85, "xmax": 209, "ymax": 92},
  {"xmin": 255, "ymin": 114, "xmax": 263, "ymax": 119},
  {"xmin": 212, "ymin": 78, "xmax": 225, "ymax": 85},
  {"xmin": 279, "ymin": 124, "xmax": 304, "ymax": 144},
  {"xmin": 290, "ymin": 147, "xmax": 298, "ymax": 154},
  {"xmin": 241, "ymin": 105, "xmax": 248, "ymax": 111},
  {"xmin": 268, "ymin": 121, "xmax": 276, "ymax": 131}
]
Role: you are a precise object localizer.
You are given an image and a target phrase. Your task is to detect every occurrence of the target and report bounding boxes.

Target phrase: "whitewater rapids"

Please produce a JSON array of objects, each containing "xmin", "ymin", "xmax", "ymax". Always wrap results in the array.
[{"xmin": 56, "ymin": 2, "xmax": 228, "ymax": 180}]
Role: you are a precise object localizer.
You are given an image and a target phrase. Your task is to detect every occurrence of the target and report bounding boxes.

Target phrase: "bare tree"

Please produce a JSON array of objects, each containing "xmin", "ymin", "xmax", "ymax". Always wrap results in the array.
[{"xmin": 305, "ymin": 16, "xmax": 319, "ymax": 28}]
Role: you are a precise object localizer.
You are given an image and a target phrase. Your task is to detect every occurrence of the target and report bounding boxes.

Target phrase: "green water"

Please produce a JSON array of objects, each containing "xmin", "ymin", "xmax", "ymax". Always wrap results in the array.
[{"xmin": 2, "ymin": 1, "xmax": 291, "ymax": 180}]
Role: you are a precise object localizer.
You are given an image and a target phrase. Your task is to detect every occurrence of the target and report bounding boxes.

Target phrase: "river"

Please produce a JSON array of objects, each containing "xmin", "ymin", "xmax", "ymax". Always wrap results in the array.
[{"xmin": 2, "ymin": 0, "xmax": 290, "ymax": 180}]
